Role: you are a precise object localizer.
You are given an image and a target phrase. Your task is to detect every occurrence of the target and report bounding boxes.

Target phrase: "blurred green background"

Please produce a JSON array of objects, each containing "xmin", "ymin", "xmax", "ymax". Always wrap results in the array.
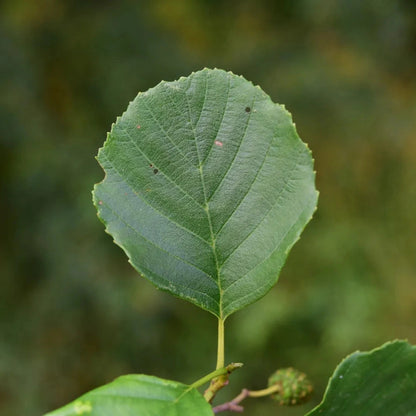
[{"xmin": 1, "ymin": 1, "xmax": 416, "ymax": 415}]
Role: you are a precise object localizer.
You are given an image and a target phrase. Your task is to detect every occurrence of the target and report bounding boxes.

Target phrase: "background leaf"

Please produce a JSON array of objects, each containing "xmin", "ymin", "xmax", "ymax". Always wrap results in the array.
[
  {"xmin": 44, "ymin": 374, "xmax": 213, "ymax": 416},
  {"xmin": 306, "ymin": 340, "xmax": 416, "ymax": 416},
  {"xmin": 93, "ymin": 68, "xmax": 318, "ymax": 319}
]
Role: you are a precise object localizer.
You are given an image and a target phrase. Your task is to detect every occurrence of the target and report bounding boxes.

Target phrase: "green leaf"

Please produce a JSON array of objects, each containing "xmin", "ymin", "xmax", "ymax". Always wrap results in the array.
[
  {"xmin": 306, "ymin": 340, "xmax": 416, "ymax": 416},
  {"xmin": 93, "ymin": 68, "xmax": 318, "ymax": 318},
  {"xmin": 44, "ymin": 374, "xmax": 213, "ymax": 416}
]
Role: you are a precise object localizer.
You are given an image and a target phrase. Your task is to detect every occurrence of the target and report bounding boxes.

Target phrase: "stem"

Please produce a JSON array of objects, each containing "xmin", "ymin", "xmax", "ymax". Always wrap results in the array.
[
  {"xmin": 212, "ymin": 384, "xmax": 281, "ymax": 413},
  {"xmin": 212, "ymin": 389, "xmax": 249, "ymax": 414},
  {"xmin": 190, "ymin": 363, "xmax": 242, "ymax": 390},
  {"xmin": 247, "ymin": 384, "xmax": 280, "ymax": 398},
  {"xmin": 216, "ymin": 318, "xmax": 225, "ymax": 370},
  {"xmin": 204, "ymin": 318, "xmax": 226, "ymax": 403},
  {"xmin": 176, "ymin": 363, "xmax": 243, "ymax": 404},
  {"xmin": 203, "ymin": 362, "xmax": 243, "ymax": 403}
]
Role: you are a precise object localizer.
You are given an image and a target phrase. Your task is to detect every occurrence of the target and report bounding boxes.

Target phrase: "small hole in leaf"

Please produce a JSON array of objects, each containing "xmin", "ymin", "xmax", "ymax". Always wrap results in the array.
[
  {"xmin": 153, "ymin": 169, "xmax": 159, "ymax": 174},
  {"xmin": 245, "ymin": 107, "xmax": 251, "ymax": 112}
]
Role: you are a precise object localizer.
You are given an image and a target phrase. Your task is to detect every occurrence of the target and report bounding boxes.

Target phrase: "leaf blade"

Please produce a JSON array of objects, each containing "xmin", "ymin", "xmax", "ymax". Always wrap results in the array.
[{"xmin": 93, "ymin": 68, "xmax": 318, "ymax": 317}]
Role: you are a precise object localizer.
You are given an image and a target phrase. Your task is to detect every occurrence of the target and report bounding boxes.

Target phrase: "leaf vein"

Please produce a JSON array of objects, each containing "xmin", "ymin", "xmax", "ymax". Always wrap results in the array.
[
  {"xmin": 193, "ymin": 71, "xmax": 209, "ymax": 129},
  {"xmin": 141, "ymin": 99, "xmax": 189, "ymax": 161},
  {"xmin": 219, "ymin": 149, "xmax": 304, "ymax": 268},
  {"xmin": 100, "ymin": 152, "xmax": 212, "ymax": 246},
  {"xmin": 206, "ymin": 94, "xmax": 256, "ymax": 203},
  {"xmin": 200, "ymin": 75, "xmax": 231, "ymax": 166},
  {"xmin": 214, "ymin": 136, "xmax": 274, "ymax": 237},
  {"xmin": 100, "ymin": 195, "xmax": 216, "ymax": 281},
  {"xmin": 223, "ymin": 196, "xmax": 313, "ymax": 301},
  {"xmin": 119, "ymin": 126, "xmax": 206, "ymax": 210}
]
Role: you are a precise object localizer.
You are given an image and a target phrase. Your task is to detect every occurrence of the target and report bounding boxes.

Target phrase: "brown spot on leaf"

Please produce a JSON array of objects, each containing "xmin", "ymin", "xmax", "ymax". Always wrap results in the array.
[
  {"xmin": 245, "ymin": 107, "xmax": 251, "ymax": 112},
  {"xmin": 153, "ymin": 169, "xmax": 159, "ymax": 174},
  {"xmin": 136, "ymin": 125, "xmax": 141, "ymax": 129},
  {"xmin": 98, "ymin": 200, "xmax": 103, "ymax": 205},
  {"xmin": 214, "ymin": 140, "xmax": 223, "ymax": 147}
]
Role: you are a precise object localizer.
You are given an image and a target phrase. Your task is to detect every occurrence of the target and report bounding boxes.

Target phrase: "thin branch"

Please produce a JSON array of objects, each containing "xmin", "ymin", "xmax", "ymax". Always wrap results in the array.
[
  {"xmin": 212, "ymin": 384, "xmax": 281, "ymax": 413},
  {"xmin": 191, "ymin": 362, "xmax": 243, "ymax": 390},
  {"xmin": 203, "ymin": 362, "xmax": 243, "ymax": 403}
]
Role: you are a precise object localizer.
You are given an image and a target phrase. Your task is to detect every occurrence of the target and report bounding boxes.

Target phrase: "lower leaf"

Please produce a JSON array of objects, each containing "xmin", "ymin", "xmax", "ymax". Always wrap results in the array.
[{"xmin": 44, "ymin": 374, "xmax": 213, "ymax": 416}]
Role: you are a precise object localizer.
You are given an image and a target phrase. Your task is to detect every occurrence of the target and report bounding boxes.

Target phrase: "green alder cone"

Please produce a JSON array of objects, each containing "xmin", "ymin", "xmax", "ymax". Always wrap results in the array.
[
  {"xmin": 306, "ymin": 340, "xmax": 416, "ymax": 416},
  {"xmin": 268, "ymin": 367, "xmax": 313, "ymax": 405},
  {"xmin": 93, "ymin": 68, "xmax": 318, "ymax": 319},
  {"xmin": 43, "ymin": 374, "xmax": 213, "ymax": 416}
]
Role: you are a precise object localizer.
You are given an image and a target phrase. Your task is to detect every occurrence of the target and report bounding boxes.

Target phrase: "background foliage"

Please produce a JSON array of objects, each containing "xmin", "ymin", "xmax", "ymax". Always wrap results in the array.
[{"xmin": 1, "ymin": 1, "xmax": 415, "ymax": 415}]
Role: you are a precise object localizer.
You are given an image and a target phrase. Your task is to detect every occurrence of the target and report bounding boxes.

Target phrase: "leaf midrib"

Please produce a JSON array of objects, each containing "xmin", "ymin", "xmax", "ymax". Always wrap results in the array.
[{"xmin": 184, "ymin": 73, "xmax": 228, "ymax": 318}]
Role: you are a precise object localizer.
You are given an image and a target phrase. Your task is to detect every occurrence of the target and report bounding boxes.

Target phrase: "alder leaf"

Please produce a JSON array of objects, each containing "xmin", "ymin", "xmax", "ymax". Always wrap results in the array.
[
  {"xmin": 93, "ymin": 68, "xmax": 318, "ymax": 318},
  {"xmin": 306, "ymin": 340, "xmax": 416, "ymax": 416},
  {"xmin": 44, "ymin": 374, "xmax": 213, "ymax": 416}
]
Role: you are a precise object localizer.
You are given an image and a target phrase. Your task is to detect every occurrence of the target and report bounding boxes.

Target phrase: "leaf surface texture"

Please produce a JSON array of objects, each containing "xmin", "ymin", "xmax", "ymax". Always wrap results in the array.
[{"xmin": 93, "ymin": 68, "xmax": 318, "ymax": 318}]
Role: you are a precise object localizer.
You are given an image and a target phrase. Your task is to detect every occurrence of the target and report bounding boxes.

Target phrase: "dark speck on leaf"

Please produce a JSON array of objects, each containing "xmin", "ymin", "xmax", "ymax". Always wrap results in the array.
[
  {"xmin": 153, "ymin": 169, "xmax": 159, "ymax": 174},
  {"xmin": 245, "ymin": 107, "xmax": 251, "ymax": 112},
  {"xmin": 150, "ymin": 164, "xmax": 153, "ymax": 167}
]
